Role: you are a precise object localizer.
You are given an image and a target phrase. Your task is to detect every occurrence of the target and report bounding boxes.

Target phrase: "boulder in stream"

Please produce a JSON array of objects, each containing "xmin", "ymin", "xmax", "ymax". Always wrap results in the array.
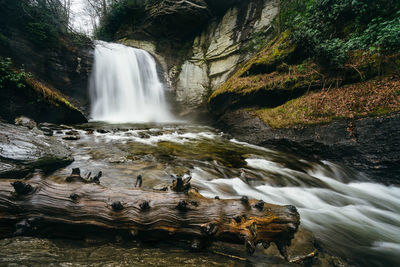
[
  {"xmin": 0, "ymin": 122, "xmax": 73, "ymax": 178},
  {"xmin": 14, "ymin": 116, "xmax": 37, "ymax": 129}
]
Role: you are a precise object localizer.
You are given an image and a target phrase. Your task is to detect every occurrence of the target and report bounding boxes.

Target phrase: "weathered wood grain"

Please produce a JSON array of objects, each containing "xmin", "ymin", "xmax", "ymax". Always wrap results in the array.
[{"xmin": 0, "ymin": 173, "xmax": 300, "ymax": 258}]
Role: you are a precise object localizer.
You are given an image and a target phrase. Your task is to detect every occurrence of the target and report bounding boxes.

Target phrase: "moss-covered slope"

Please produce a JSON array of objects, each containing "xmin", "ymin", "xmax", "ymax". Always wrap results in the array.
[
  {"xmin": 0, "ymin": 61, "xmax": 87, "ymax": 124},
  {"xmin": 208, "ymin": 32, "xmax": 400, "ymax": 126},
  {"xmin": 254, "ymin": 77, "xmax": 400, "ymax": 128}
]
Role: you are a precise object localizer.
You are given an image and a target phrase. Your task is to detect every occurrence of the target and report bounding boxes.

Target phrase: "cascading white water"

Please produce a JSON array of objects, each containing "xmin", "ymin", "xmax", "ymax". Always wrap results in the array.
[
  {"xmin": 89, "ymin": 41, "xmax": 175, "ymax": 123},
  {"xmin": 49, "ymin": 124, "xmax": 400, "ymax": 266}
]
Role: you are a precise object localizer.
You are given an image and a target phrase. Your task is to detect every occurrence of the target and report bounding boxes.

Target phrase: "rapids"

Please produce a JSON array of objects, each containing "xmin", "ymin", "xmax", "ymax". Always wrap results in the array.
[{"xmin": 44, "ymin": 123, "xmax": 400, "ymax": 267}]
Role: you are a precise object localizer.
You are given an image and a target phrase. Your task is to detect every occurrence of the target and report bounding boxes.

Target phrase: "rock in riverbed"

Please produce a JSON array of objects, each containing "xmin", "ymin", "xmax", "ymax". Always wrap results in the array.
[
  {"xmin": 0, "ymin": 121, "xmax": 73, "ymax": 178},
  {"xmin": 14, "ymin": 116, "xmax": 37, "ymax": 129}
]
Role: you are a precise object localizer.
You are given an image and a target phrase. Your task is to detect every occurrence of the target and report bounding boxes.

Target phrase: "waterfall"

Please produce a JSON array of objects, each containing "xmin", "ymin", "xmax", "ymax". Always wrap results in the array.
[{"xmin": 89, "ymin": 41, "xmax": 174, "ymax": 123}]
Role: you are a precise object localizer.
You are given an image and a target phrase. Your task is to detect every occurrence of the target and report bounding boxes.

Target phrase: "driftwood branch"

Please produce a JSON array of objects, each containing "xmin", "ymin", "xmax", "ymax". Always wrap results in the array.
[{"xmin": 0, "ymin": 171, "xmax": 300, "ymax": 258}]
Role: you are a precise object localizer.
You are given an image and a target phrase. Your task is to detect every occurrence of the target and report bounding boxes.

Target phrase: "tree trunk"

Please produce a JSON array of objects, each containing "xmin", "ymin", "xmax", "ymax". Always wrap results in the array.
[
  {"xmin": 0, "ymin": 173, "xmax": 300, "ymax": 258},
  {"xmin": 278, "ymin": 0, "xmax": 282, "ymax": 34},
  {"xmin": 102, "ymin": 0, "xmax": 107, "ymax": 17}
]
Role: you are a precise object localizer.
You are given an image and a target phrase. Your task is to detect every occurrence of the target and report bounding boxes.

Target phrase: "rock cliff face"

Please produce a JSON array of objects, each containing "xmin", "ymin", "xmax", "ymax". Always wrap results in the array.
[
  {"xmin": 2, "ymin": 29, "xmax": 93, "ymax": 115},
  {"xmin": 216, "ymin": 110, "xmax": 400, "ymax": 184},
  {"xmin": 0, "ymin": 75, "xmax": 88, "ymax": 125},
  {"xmin": 118, "ymin": 0, "xmax": 278, "ymax": 114},
  {"xmin": 175, "ymin": 0, "xmax": 277, "ymax": 110}
]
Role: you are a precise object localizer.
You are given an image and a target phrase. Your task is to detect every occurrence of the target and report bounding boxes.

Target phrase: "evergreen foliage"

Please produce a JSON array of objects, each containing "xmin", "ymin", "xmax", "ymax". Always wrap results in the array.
[
  {"xmin": 96, "ymin": 0, "xmax": 128, "ymax": 40},
  {"xmin": 95, "ymin": 0, "xmax": 143, "ymax": 41},
  {"xmin": 0, "ymin": 0, "xmax": 72, "ymax": 48},
  {"xmin": 0, "ymin": 58, "xmax": 30, "ymax": 89},
  {"xmin": 280, "ymin": 0, "xmax": 400, "ymax": 68}
]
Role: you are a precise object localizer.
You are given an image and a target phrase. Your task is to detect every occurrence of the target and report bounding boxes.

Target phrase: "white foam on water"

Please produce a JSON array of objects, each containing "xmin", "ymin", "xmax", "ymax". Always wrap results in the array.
[
  {"xmin": 51, "ymin": 122, "xmax": 399, "ymax": 265},
  {"xmin": 194, "ymin": 160, "xmax": 400, "ymax": 265},
  {"xmin": 372, "ymin": 241, "xmax": 400, "ymax": 252},
  {"xmin": 230, "ymin": 138, "xmax": 275, "ymax": 153},
  {"xmin": 89, "ymin": 128, "xmax": 219, "ymax": 146}
]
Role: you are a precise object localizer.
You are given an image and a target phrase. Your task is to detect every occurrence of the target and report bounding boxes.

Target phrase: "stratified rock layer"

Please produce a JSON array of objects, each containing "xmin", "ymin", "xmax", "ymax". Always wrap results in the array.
[
  {"xmin": 216, "ymin": 110, "xmax": 400, "ymax": 184},
  {"xmin": 175, "ymin": 0, "xmax": 277, "ymax": 109}
]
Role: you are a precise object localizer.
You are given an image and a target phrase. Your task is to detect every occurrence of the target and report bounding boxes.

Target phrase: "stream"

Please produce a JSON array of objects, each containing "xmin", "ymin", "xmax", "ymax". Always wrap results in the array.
[{"xmin": 1, "ymin": 122, "xmax": 397, "ymax": 267}]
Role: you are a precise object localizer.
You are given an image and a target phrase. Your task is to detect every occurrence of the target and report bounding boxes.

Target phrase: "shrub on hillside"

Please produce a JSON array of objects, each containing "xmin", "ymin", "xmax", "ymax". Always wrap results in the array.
[
  {"xmin": 0, "ymin": 58, "xmax": 30, "ymax": 89},
  {"xmin": 280, "ymin": 0, "xmax": 400, "ymax": 68}
]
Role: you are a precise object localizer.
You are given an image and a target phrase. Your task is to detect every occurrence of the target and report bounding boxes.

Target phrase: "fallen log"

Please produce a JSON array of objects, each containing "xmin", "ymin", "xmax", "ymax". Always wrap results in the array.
[{"xmin": 0, "ymin": 172, "xmax": 300, "ymax": 259}]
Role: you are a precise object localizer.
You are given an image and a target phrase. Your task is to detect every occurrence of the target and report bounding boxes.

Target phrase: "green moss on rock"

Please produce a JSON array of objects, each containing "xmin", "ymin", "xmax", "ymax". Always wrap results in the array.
[
  {"xmin": 25, "ymin": 76, "xmax": 82, "ymax": 113},
  {"xmin": 209, "ymin": 31, "xmax": 297, "ymax": 101},
  {"xmin": 0, "ymin": 60, "xmax": 87, "ymax": 124},
  {"xmin": 253, "ymin": 77, "xmax": 400, "ymax": 128}
]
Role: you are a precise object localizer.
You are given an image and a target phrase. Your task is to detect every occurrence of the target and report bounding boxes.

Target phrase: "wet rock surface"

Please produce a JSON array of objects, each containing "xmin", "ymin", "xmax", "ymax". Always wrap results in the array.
[
  {"xmin": 0, "ymin": 122, "xmax": 73, "ymax": 178},
  {"xmin": 215, "ymin": 110, "xmax": 400, "ymax": 184},
  {"xmin": 0, "ymin": 237, "xmax": 241, "ymax": 267},
  {"xmin": 0, "ymin": 228, "xmax": 350, "ymax": 267},
  {"xmin": 14, "ymin": 116, "xmax": 37, "ymax": 129}
]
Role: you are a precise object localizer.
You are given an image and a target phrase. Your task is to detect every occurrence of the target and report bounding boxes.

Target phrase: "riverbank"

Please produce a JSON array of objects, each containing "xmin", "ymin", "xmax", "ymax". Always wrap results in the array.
[{"xmin": 208, "ymin": 33, "xmax": 400, "ymax": 184}]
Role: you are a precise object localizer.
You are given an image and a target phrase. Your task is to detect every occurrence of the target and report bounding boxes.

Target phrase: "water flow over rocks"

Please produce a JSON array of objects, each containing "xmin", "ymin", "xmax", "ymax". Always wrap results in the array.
[
  {"xmin": 46, "ymin": 123, "xmax": 400, "ymax": 267},
  {"xmin": 89, "ymin": 41, "xmax": 175, "ymax": 123}
]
